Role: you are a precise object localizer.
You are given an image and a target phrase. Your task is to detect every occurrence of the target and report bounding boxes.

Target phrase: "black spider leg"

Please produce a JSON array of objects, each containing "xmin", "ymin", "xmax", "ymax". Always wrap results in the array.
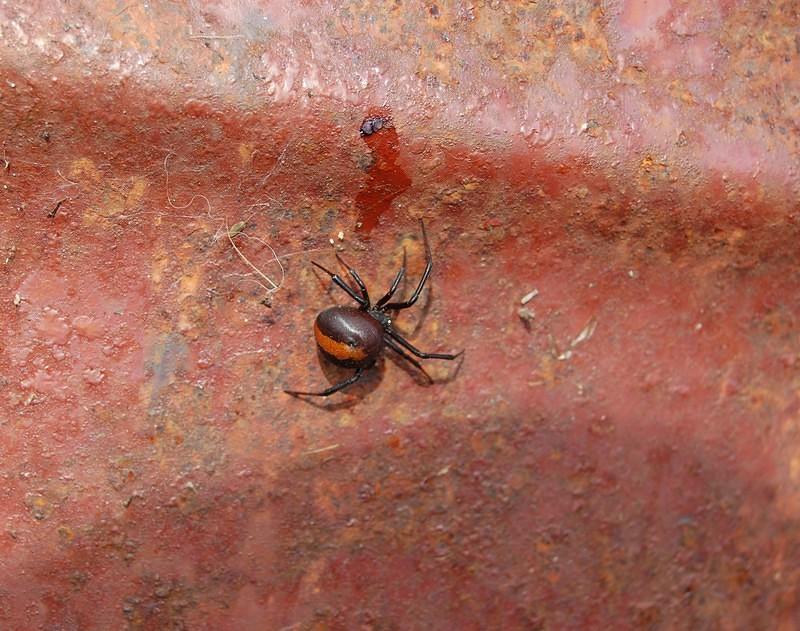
[
  {"xmin": 284, "ymin": 368, "xmax": 365, "ymax": 397},
  {"xmin": 386, "ymin": 327, "xmax": 463, "ymax": 360},
  {"xmin": 375, "ymin": 247, "xmax": 407, "ymax": 309},
  {"xmin": 383, "ymin": 220, "xmax": 432, "ymax": 311},
  {"xmin": 383, "ymin": 335, "xmax": 433, "ymax": 384},
  {"xmin": 312, "ymin": 261, "xmax": 368, "ymax": 308},
  {"xmin": 335, "ymin": 253, "xmax": 370, "ymax": 308}
]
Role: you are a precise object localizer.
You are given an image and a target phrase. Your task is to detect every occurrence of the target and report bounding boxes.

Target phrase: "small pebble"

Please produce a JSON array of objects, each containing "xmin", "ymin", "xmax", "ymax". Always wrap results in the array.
[{"xmin": 518, "ymin": 307, "xmax": 535, "ymax": 323}]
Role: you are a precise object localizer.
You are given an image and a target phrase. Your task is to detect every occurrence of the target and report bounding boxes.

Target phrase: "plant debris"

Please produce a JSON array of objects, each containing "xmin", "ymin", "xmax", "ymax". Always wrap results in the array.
[
  {"xmin": 520, "ymin": 288, "xmax": 539, "ymax": 305},
  {"xmin": 228, "ymin": 220, "xmax": 247, "ymax": 238},
  {"xmin": 571, "ymin": 317, "xmax": 597, "ymax": 347},
  {"xmin": 557, "ymin": 317, "xmax": 598, "ymax": 360}
]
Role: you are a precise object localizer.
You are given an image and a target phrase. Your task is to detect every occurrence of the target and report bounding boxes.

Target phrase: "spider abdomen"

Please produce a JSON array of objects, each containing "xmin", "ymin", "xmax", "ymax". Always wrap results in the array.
[{"xmin": 314, "ymin": 306, "xmax": 384, "ymax": 368}]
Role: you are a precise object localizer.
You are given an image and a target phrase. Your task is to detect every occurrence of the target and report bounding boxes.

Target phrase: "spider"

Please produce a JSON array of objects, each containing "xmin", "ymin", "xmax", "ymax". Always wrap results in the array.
[{"xmin": 284, "ymin": 220, "xmax": 463, "ymax": 397}]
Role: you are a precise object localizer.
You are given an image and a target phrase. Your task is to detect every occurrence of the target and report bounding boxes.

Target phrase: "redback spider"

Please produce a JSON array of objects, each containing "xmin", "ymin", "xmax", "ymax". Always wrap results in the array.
[{"xmin": 284, "ymin": 220, "xmax": 463, "ymax": 397}]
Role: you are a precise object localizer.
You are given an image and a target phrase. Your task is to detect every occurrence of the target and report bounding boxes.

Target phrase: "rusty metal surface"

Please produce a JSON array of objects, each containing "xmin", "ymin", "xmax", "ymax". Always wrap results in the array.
[{"xmin": 1, "ymin": 1, "xmax": 799, "ymax": 629}]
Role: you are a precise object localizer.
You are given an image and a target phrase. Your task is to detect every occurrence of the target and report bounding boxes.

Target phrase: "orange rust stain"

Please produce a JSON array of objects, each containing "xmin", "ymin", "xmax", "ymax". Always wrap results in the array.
[{"xmin": 314, "ymin": 321, "xmax": 367, "ymax": 361}]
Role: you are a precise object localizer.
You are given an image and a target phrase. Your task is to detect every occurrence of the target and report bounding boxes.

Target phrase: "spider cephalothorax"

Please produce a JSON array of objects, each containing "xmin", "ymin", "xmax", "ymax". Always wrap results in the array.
[{"xmin": 284, "ymin": 221, "xmax": 463, "ymax": 397}]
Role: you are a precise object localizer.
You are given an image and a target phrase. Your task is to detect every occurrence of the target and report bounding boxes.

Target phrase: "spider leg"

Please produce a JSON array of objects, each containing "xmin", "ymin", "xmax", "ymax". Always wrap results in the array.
[
  {"xmin": 383, "ymin": 220, "xmax": 432, "ymax": 311},
  {"xmin": 383, "ymin": 335, "xmax": 433, "ymax": 383},
  {"xmin": 312, "ymin": 261, "xmax": 368, "ymax": 308},
  {"xmin": 335, "ymin": 252, "xmax": 370, "ymax": 307},
  {"xmin": 387, "ymin": 328, "xmax": 463, "ymax": 360},
  {"xmin": 375, "ymin": 247, "xmax": 407, "ymax": 309},
  {"xmin": 284, "ymin": 368, "xmax": 365, "ymax": 397}
]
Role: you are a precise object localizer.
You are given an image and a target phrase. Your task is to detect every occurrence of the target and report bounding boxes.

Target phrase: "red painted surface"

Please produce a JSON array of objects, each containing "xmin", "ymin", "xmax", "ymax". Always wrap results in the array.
[{"xmin": 1, "ymin": 1, "xmax": 799, "ymax": 629}]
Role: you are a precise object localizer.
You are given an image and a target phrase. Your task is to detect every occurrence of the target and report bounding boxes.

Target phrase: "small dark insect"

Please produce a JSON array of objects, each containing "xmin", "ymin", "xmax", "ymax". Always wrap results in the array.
[
  {"xmin": 285, "ymin": 221, "xmax": 463, "ymax": 397},
  {"xmin": 47, "ymin": 198, "xmax": 66, "ymax": 218},
  {"xmin": 359, "ymin": 116, "xmax": 388, "ymax": 136}
]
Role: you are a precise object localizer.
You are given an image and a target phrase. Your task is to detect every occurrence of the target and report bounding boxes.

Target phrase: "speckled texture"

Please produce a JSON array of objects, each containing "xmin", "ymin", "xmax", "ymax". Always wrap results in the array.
[{"xmin": 1, "ymin": 1, "xmax": 799, "ymax": 629}]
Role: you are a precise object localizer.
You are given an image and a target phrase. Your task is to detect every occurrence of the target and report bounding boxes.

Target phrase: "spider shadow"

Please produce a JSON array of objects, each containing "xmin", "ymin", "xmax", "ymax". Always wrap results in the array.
[
  {"xmin": 440, "ymin": 351, "xmax": 466, "ymax": 383},
  {"xmin": 287, "ymin": 348, "xmax": 385, "ymax": 411},
  {"xmin": 390, "ymin": 284, "xmax": 434, "ymax": 339},
  {"xmin": 385, "ymin": 343, "xmax": 465, "ymax": 387},
  {"xmin": 385, "ymin": 351, "xmax": 431, "ymax": 387}
]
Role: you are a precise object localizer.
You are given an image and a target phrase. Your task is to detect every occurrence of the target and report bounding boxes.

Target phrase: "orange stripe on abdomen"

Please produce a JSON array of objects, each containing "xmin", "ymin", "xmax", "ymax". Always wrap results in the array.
[{"xmin": 314, "ymin": 321, "xmax": 368, "ymax": 361}]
